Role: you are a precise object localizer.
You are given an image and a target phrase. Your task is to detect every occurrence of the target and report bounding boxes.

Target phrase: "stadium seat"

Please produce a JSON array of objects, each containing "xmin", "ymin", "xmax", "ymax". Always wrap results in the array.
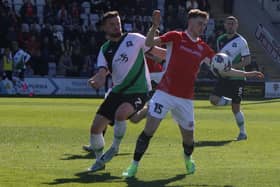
[
  {"xmin": 81, "ymin": 1, "xmax": 91, "ymax": 14},
  {"xmin": 53, "ymin": 24, "xmax": 64, "ymax": 33},
  {"xmin": 35, "ymin": 0, "xmax": 46, "ymax": 6},
  {"xmin": 89, "ymin": 13, "xmax": 99, "ymax": 26},
  {"xmin": 36, "ymin": 5, "xmax": 44, "ymax": 17},
  {"xmin": 80, "ymin": 13, "xmax": 89, "ymax": 26},
  {"xmin": 4, "ymin": 0, "xmax": 13, "ymax": 8},
  {"xmin": 32, "ymin": 23, "xmax": 41, "ymax": 32},
  {"xmin": 21, "ymin": 23, "xmax": 30, "ymax": 32},
  {"xmin": 13, "ymin": 0, "xmax": 23, "ymax": 15},
  {"xmin": 13, "ymin": 0, "xmax": 23, "ymax": 5}
]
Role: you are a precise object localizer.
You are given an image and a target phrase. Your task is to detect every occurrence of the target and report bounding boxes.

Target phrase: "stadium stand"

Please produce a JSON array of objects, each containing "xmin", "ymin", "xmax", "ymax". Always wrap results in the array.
[{"xmin": 0, "ymin": 0, "xmax": 279, "ymax": 81}]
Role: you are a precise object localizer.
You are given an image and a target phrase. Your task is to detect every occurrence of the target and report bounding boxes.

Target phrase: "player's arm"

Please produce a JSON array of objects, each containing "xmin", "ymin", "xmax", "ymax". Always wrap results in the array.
[
  {"xmin": 201, "ymin": 43, "xmax": 216, "ymax": 67},
  {"xmin": 88, "ymin": 68, "xmax": 108, "ymax": 89},
  {"xmin": 221, "ymin": 68, "xmax": 264, "ymax": 79},
  {"xmin": 233, "ymin": 39, "xmax": 251, "ymax": 69},
  {"xmin": 88, "ymin": 48, "xmax": 109, "ymax": 89},
  {"xmin": 232, "ymin": 55, "xmax": 251, "ymax": 69},
  {"xmin": 145, "ymin": 10, "xmax": 162, "ymax": 47},
  {"xmin": 147, "ymin": 46, "xmax": 166, "ymax": 61}
]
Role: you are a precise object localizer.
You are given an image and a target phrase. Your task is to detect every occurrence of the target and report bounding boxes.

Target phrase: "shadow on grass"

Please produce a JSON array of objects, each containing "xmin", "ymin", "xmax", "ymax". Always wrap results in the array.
[
  {"xmin": 195, "ymin": 140, "xmax": 234, "ymax": 148},
  {"xmin": 242, "ymin": 99, "xmax": 280, "ymax": 106},
  {"xmin": 45, "ymin": 171, "xmax": 234, "ymax": 187},
  {"xmin": 125, "ymin": 174, "xmax": 233, "ymax": 187},
  {"xmin": 196, "ymin": 99, "xmax": 280, "ymax": 109},
  {"xmin": 44, "ymin": 171, "xmax": 123, "ymax": 185},
  {"xmin": 61, "ymin": 152, "xmax": 132, "ymax": 160}
]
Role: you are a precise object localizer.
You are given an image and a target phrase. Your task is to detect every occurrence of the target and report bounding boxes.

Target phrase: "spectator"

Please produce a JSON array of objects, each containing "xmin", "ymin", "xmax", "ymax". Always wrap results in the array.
[
  {"xmin": 44, "ymin": 0, "xmax": 56, "ymax": 24},
  {"xmin": 80, "ymin": 55, "xmax": 94, "ymax": 77},
  {"xmin": 71, "ymin": 43, "xmax": 84, "ymax": 76},
  {"xmin": 186, "ymin": 0, "xmax": 199, "ymax": 12},
  {"xmin": 198, "ymin": 0, "xmax": 211, "ymax": 12},
  {"xmin": 1, "ymin": 47, "xmax": 13, "ymax": 81},
  {"xmin": 70, "ymin": 1, "xmax": 81, "ymax": 24},
  {"xmin": 26, "ymin": 34, "xmax": 41, "ymax": 57},
  {"xmin": 6, "ymin": 26, "xmax": 18, "ymax": 44},
  {"xmin": 0, "ymin": 10, "xmax": 11, "ymax": 49},
  {"xmin": 49, "ymin": 35, "xmax": 63, "ymax": 64},
  {"xmin": 57, "ymin": 50, "xmax": 75, "ymax": 76},
  {"xmin": 57, "ymin": 5, "xmax": 68, "ymax": 24},
  {"xmin": 133, "ymin": 15, "xmax": 144, "ymax": 33},
  {"xmin": 62, "ymin": 39, "xmax": 73, "ymax": 54},
  {"xmin": 20, "ymin": 0, "xmax": 37, "ymax": 24}
]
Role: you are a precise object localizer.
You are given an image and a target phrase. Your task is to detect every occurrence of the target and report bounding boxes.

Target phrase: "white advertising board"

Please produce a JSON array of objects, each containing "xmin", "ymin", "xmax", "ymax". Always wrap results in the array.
[{"xmin": 265, "ymin": 82, "xmax": 280, "ymax": 98}]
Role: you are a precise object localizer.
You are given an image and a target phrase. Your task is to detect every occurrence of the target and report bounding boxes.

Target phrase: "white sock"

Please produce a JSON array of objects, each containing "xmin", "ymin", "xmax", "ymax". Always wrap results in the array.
[
  {"xmin": 111, "ymin": 120, "xmax": 127, "ymax": 149},
  {"xmin": 90, "ymin": 133, "xmax": 105, "ymax": 160},
  {"xmin": 217, "ymin": 96, "xmax": 232, "ymax": 106},
  {"xmin": 235, "ymin": 111, "xmax": 246, "ymax": 134}
]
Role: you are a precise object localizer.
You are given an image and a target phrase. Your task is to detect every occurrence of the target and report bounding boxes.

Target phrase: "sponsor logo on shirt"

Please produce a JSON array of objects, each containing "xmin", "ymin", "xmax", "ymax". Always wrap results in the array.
[{"xmin": 179, "ymin": 45, "xmax": 202, "ymax": 57}]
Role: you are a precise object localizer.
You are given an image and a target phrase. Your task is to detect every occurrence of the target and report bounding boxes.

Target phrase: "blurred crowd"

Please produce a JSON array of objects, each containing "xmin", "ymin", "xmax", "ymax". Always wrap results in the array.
[{"xmin": 0, "ymin": 0, "xmax": 230, "ymax": 80}]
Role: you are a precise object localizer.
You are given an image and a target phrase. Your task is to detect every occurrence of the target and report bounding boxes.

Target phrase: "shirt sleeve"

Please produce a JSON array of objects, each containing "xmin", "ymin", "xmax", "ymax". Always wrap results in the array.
[
  {"xmin": 22, "ymin": 50, "xmax": 31, "ymax": 63},
  {"xmin": 204, "ymin": 43, "xmax": 215, "ymax": 59},
  {"xmin": 159, "ymin": 31, "xmax": 179, "ymax": 44},
  {"xmin": 240, "ymin": 38, "xmax": 250, "ymax": 57},
  {"xmin": 97, "ymin": 49, "xmax": 108, "ymax": 69},
  {"xmin": 135, "ymin": 33, "xmax": 151, "ymax": 52}
]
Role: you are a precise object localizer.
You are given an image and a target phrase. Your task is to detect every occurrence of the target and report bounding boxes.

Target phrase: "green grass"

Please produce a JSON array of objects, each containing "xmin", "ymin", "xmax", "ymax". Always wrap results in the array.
[{"xmin": 0, "ymin": 98, "xmax": 279, "ymax": 187}]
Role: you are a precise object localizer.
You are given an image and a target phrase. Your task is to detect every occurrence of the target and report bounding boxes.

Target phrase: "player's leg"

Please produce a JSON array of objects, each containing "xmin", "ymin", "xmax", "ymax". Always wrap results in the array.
[
  {"xmin": 100, "ymin": 102, "xmax": 134, "ymax": 163},
  {"xmin": 209, "ymin": 79, "xmax": 232, "ymax": 106},
  {"xmin": 209, "ymin": 95, "xmax": 232, "ymax": 106},
  {"xmin": 101, "ymin": 93, "xmax": 149, "ymax": 163},
  {"xmin": 179, "ymin": 126, "xmax": 195, "ymax": 174},
  {"xmin": 122, "ymin": 114, "xmax": 162, "ymax": 177},
  {"xmin": 123, "ymin": 90, "xmax": 169, "ymax": 177},
  {"xmin": 129, "ymin": 104, "xmax": 148, "ymax": 124},
  {"xmin": 83, "ymin": 87, "xmax": 112, "ymax": 152},
  {"xmin": 86, "ymin": 93, "xmax": 120, "ymax": 172},
  {"xmin": 83, "ymin": 126, "xmax": 107, "ymax": 152},
  {"xmin": 90, "ymin": 115, "xmax": 110, "ymax": 157},
  {"xmin": 231, "ymin": 81, "xmax": 247, "ymax": 140},
  {"xmin": 87, "ymin": 114, "xmax": 110, "ymax": 172},
  {"xmin": 83, "ymin": 93, "xmax": 115, "ymax": 152},
  {"xmin": 171, "ymin": 98, "xmax": 195, "ymax": 174},
  {"xmin": 232, "ymin": 103, "xmax": 247, "ymax": 140}
]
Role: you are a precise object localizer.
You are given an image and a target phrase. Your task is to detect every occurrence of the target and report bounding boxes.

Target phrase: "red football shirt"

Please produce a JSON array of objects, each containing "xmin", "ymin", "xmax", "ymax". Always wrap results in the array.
[
  {"xmin": 146, "ymin": 57, "xmax": 163, "ymax": 73},
  {"xmin": 157, "ymin": 31, "xmax": 214, "ymax": 99}
]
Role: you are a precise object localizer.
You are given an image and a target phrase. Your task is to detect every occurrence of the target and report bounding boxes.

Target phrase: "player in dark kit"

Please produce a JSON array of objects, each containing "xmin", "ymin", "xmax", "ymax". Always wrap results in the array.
[{"xmin": 209, "ymin": 16, "xmax": 252, "ymax": 141}]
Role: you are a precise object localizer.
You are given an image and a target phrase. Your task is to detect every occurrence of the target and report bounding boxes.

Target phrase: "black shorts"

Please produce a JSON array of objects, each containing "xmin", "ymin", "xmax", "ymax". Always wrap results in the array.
[
  {"xmin": 97, "ymin": 92, "xmax": 149, "ymax": 124},
  {"xmin": 212, "ymin": 79, "xmax": 245, "ymax": 104}
]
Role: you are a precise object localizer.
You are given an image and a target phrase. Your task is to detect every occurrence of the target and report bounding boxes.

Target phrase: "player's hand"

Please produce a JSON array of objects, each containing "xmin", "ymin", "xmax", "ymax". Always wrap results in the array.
[
  {"xmin": 152, "ymin": 10, "xmax": 161, "ymax": 28},
  {"xmin": 245, "ymin": 71, "xmax": 264, "ymax": 79},
  {"xmin": 87, "ymin": 75, "xmax": 100, "ymax": 89}
]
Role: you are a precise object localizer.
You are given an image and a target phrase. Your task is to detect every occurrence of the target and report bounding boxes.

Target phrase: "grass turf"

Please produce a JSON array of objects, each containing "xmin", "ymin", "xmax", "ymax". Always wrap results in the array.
[{"xmin": 0, "ymin": 98, "xmax": 279, "ymax": 187}]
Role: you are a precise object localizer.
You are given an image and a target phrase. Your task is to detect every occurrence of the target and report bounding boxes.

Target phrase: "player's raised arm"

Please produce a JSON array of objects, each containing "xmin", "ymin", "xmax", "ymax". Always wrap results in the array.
[
  {"xmin": 145, "ymin": 10, "xmax": 162, "ymax": 47},
  {"xmin": 148, "ymin": 46, "xmax": 166, "ymax": 61}
]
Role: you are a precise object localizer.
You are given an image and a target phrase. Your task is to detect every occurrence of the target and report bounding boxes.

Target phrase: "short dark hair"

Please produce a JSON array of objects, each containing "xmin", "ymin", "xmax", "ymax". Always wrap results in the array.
[
  {"xmin": 188, "ymin": 9, "xmax": 209, "ymax": 19},
  {"xmin": 101, "ymin": 11, "xmax": 119, "ymax": 24},
  {"xmin": 225, "ymin": 16, "xmax": 238, "ymax": 23}
]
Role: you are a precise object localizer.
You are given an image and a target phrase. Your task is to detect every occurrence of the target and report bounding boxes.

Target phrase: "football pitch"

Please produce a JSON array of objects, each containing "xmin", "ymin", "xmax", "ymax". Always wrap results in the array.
[{"xmin": 0, "ymin": 97, "xmax": 279, "ymax": 187}]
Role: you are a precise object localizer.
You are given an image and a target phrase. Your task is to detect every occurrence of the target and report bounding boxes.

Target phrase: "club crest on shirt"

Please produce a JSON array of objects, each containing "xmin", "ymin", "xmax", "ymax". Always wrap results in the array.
[
  {"xmin": 232, "ymin": 42, "xmax": 237, "ymax": 48},
  {"xmin": 126, "ymin": 41, "xmax": 133, "ymax": 47}
]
